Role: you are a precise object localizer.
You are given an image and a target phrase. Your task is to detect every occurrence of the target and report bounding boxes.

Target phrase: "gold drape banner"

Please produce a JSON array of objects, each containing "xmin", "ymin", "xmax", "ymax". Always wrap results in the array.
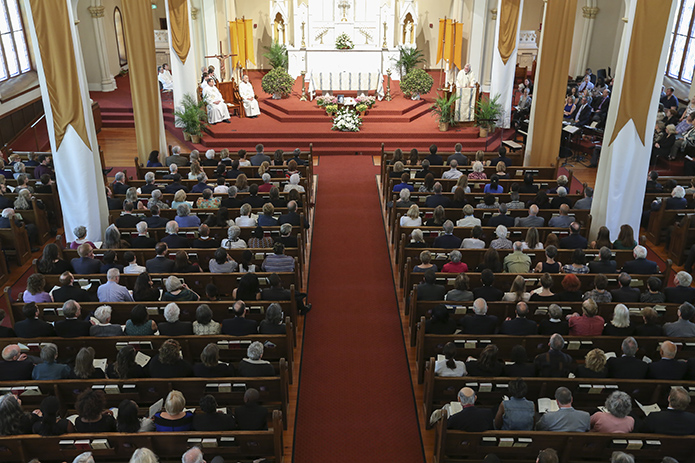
[
  {"xmin": 28, "ymin": 0, "xmax": 90, "ymax": 150},
  {"xmin": 436, "ymin": 19, "xmax": 464, "ymax": 67},
  {"xmin": 498, "ymin": 0, "xmax": 521, "ymax": 65},
  {"xmin": 230, "ymin": 19, "xmax": 255, "ymax": 69},
  {"xmin": 168, "ymin": 0, "xmax": 190, "ymax": 63},
  {"xmin": 122, "ymin": 0, "xmax": 163, "ymax": 162},
  {"xmin": 436, "ymin": 19, "xmax": 447, "ymax": 63},
  {"xmin": 453, "ymin": 22, "xmax": 463, "ymax": 70},
  {"xmin": 245, "ymin": 19, "xmax": 255, "ymax": 66},
  {"xmin": 609, "ymin": 0, "xmax": 674, "ymax": 145},
  {"xmin": 526, "ymin": 0, "xmax": 578, "ymax": 166}
]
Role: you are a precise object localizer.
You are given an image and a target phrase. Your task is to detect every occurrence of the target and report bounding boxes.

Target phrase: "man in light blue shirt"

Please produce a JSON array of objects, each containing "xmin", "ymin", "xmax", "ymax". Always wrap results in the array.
[{"xmin": 97, "ymin": 268, "xmax": 134, "ymax": 303}]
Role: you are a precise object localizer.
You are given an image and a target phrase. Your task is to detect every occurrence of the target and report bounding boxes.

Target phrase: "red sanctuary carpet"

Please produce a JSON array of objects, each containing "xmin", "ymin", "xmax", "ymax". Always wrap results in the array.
[{"xmin": 293, "ymin": 155, "xmax": 424, "ymax": 463}]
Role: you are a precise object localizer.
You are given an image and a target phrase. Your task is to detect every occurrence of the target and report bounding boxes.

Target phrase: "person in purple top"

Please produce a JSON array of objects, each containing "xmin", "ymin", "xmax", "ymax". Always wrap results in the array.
[
  {"xmin": 23, "ymin": 273, "xmax": 53, "ymax": 303},
  {"xmin": 33, "ymin": 154, "xmax": 55, "ymax": 180}
]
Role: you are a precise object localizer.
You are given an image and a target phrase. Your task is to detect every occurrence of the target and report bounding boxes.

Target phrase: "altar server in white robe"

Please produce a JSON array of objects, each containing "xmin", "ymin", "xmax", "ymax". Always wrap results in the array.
[
  {"xmin": 202, "ymin": 78, "xmax": 231, "ymax": 124},
  {"xmin": 158, "ymin": 65, "xmax": 173, "ymax": 92},
  {"xmin": 455, "ymin": 64, "xmax": 477, "ymax": 122},
  {"xmin": 239, "ymin": 75, "xmax": 261, "ymax": 118}
]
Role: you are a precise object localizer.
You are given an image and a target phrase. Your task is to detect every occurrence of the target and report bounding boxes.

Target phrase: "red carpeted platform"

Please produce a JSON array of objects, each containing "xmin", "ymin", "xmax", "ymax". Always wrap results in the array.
[{"xmin": 293, "ymin": 155, "xmax": 423, "ymax": 463}]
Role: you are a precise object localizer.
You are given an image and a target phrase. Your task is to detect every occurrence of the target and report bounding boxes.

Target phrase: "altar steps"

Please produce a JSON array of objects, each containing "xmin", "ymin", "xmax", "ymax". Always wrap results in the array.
[{"xmin": 259, "ymin": 98, "xmax": 432, "ymax": 123}]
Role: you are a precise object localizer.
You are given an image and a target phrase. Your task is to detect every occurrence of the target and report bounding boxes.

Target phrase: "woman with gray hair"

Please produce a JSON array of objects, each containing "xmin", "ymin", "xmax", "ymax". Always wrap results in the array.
[
  {"xmin": 13, "ymin": 188, "xmax": 32, "ymax": 210},
  {"xmin": 235, "ymin": 203, "xmax": 257, "ymax": 227},
  {"xmin": 103, "ymin": 224, "xmax": 129, "ymax": 249},
  {"xmin": 222, "ymin": 225, "xmax": 247, "ymax": 249},
  {"xmin": 12, "ymin": 161, "xmax": 25, "ymax": 179},
  {"xmin": 238, "ymin": 341, "xmax": 275, "ymax": 377},
  {"xmin": 407, "ymin": 229, "xmax": 426, "ymax": 248},
  {"xmin": 259, "ymin": 303, "xmax": 286, "ymax": 334},
  {"xmin": 175, "ymin": 203, "xmax": 201, "ymax": 228},
  {"xmin": 590, "ymin": 391, "xmax": 634, "ymax": 432},
  {"xmin": 70, "ymin": 225, "xmax": 95, "ymax": 249},
  {"xmin": 32, "ymin": 343, "xmax": 70, "ymax": 380},
  {"xmin": 603, "ymin": 304, "xmax": 635, "ymax": 336},
  {"xmin": 442, "ymin": 250, "xmax": 468, "ymax": 273},
  {"xmin": 147, "ymin": 189, "xmax": 168, "ymax": 210},
  {"xmin": 667, "ymin": 185, "xmax": 688, "ymax": 209},
  {"xmin": 90, "ymin": 305, "xmax": 124, "ymax": 336},
  {"xmin": 192, "ymin": 304, "xmax": 221, "ymax": 335},
  {"xmin": 283, "ymin": 173, "xmax": 305, "ymax": 193},
  {"xmin": 125, "ymin": 187, "xmax": 146, "ymax": 210},
  {"xmin": 162, "ymin": 275, "xmax": 200, "ymax": 302},
  {"xmin": 490, "ymin": 225, "xmax": 512, "ymax": 249}
]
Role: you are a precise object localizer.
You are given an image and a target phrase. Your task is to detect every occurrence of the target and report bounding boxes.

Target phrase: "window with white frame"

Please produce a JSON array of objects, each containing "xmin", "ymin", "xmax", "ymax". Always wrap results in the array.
[{"xmin": 0, "ymin": 0, "xmax": 30, "ymax": 82}]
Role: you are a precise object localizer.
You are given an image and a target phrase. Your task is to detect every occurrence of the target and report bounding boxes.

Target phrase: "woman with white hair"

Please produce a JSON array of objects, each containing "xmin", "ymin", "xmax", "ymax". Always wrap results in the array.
[
  {"xmin": 90, "ymin": 305, "xmax": 124, "ymax": 336},
  {"xmin": 490, "ymin": 225, "xmax": 512, "ymax": 249},
  {"xmin": 70, "ymin": 225, "xmax": 95, "ymax": 249},
  {"xmin": 129, "ymin": 448, "xmax": 159, "ymax": 463},
  {"xmin": 203, "ymin": 149, "xmax": 218, "ymax": 166},
  {"xmin": 407, "ymin": 229, "xmax": 427, "ymax": 248},
  {"xmin": 175, "ymin": 203, "xmax": 201, "ymax": 228},
  {"xmin": 222, "ymin": 225, "xmax": 247, "ymax": 249},
  {"xmin": 238, "ymin": 341, "xmax": 275, "ymax": 376},
  {"xmin": 603, "ymin": 304, "xmax": 635, "ymax": 336},
  {"xmin": 467, "ymin": 161, "xmax": 487, "ymax": 180},
  {"xmin": 667, "ymin": 185, "xmax": 688, "ymax": 209},
  {"xmin": 400, "ymin": 204, "xmax": 422, "ymax": 226},
  {"xmin": 162, "ymin": 275, "xmax": 200, "ymax": 302},
  {"xmin": 258, "ymin": 173, "xmax": 273, "ymax": 193},
  {"xmin": 158, "ymin": 302, "xmax": 194, "ymax": 336},
  {"xmin": 13, "ymin": 188, "xmax": 33, "ymax": 210},
  {"xmin": 235, "ymin": 203, "xmax": 257, "ymax": 227},
  {"xmin": 153, "ymin": 389, "xmax": 194, "ymax": 431},
  {"xmin": 283, "ymin": 173, "xmax": 305, "ymax": 193},
  {"xmin": 395, "ymin": 188, "xmax": 415, "ymax": 208}
]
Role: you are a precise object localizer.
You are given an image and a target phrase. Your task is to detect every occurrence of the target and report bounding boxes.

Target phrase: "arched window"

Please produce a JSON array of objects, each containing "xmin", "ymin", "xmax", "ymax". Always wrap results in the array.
[
  {"xmin": 0, "ymin": 0, "xmax": 31, "ymax": 82},
  {"xmin": 114, "ymin": 7, "xmax": 127, "ymax": 66},
  {"xmin": 667, "ymin": 0, "xmax": 695, "ymax": 83}
]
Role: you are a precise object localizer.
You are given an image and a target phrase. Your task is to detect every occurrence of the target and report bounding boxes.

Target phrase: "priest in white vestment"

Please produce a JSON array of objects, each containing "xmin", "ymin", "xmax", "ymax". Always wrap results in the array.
[
  {"xmin": 202, "ymin": 78, "xmax": 231, "ymax": 124},
  {"xmin": 239, "ymin": 75, "xmax": 261, "ymax": 118},
  {"xmin": 158, "ymin": 65, "xmax": 173, "ymax": 92},
  {"xmin": 455, "ymin": 64, "xmax": 477, "ymax": 122}
]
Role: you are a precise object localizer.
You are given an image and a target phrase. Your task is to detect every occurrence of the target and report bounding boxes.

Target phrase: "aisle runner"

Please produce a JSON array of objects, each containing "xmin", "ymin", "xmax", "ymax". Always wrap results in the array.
[{"xmin": 293, "ymin": 155, "xmax": 423, "ymax": 462}]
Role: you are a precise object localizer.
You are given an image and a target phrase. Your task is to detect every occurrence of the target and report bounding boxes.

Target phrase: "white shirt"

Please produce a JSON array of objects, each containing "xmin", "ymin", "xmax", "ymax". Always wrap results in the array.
[
  {"xmin": 442, "ymin": 169, "xmax": 463, "ymax": 180},
  {"xmin": 222, "ymin": 238, "xmax": 247, "ymax": 249},
  {"xmin": 434, "ymin": 359, "xmax": 467, "ymax": 377},
  {"xmin": 457, "ymin": 216, "xmax": 481, "ymax": 227},
  {"xmin": 456, "ymin": 69, "xmax": 476, "ymax": 88},
  {"xmin": 400, "ymin": 216, "xmax": 422, "ymax": 227},
  {"xmin": 461, "ymin": 238, "xmax": 485, "ymax": 249},
  {"xmin": 214, "ymin": 185, "xmax": 229, "ymax": 194},
  {"xmin": 235, "ymin": 216, "xmax": 257, "ymax": 227},
  {"xmin": 124, "ymin": 263, "xmax": 147, "ymax": 274}
]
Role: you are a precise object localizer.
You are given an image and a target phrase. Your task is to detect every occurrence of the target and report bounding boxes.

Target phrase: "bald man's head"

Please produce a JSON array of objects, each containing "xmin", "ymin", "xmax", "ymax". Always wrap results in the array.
[
  {"xmin": 1, "ymin": 344, "xmax": 20, "ymax": 361},
  {"xmin": 661, "ymin": 341, "xmax": 677, "ymax": 359},
  {"xmin": 458, "ymin": 387, "xmax": 476, "ymax": 405}
]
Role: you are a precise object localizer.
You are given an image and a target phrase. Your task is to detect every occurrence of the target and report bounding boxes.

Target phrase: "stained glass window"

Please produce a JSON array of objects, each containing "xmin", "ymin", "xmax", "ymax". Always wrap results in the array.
[
  {"xmin": 667, "ymin": 0, "xmax": 695, "ymax": 83},
  {"xmin": 0, "ymin": 0, "xmax": 31, "ymax": 83}
]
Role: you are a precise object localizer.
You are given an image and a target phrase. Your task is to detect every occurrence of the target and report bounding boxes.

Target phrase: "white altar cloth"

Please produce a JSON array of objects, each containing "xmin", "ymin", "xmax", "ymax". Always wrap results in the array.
[{"xmin": 308, "ymin": 71, "xmax": 384, "ymax": 100}]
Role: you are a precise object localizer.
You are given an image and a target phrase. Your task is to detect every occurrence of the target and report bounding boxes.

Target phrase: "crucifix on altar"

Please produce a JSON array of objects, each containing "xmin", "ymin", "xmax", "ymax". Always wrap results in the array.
[{"xmin": 205, "ymin": 41, "xmax": 236, "ymax": 82}]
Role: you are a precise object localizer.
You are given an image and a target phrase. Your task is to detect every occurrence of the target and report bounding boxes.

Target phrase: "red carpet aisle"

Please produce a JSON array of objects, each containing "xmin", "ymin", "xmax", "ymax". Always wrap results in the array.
[{"xmin": 293, "ymin": 155, "xmax": 424, "ymax": 462}]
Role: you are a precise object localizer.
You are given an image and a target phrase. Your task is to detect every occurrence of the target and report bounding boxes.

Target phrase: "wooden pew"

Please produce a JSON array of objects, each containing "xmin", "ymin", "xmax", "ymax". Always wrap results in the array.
[
  {"xmin": 0, "ymin": 423, "xmax": 283, "ymax": 463},
  {"xmin": 0, "ymin": 218, "xmax": 31, "ymax": 266},
  {"xmin": 382, "ymin": 163, "xmax": 559, "ymax": 182},
  {"xmin": 646, "ymin": 203, "xmax": 689, "ymax": 245},
  {"xmin": 668, "ymin": 213, "xmax": 695, "ymax": 265},
  {"xmin": 16, "ymin": 199, "xmax": 52, "ymax": 244}
]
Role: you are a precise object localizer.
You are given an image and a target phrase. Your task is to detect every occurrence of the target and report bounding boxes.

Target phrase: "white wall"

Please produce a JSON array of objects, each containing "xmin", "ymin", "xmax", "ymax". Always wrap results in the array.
[{"xmin": 586, "ymin": 0, "xmax": 624, "ymax": 74}]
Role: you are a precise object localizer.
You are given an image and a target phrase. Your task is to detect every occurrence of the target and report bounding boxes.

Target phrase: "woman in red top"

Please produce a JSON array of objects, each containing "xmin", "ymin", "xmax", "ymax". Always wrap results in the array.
[
  {"xmin": 567, "ymin": 299, "xmax": 605, "ymax": 336},
  {"xmin": 442, "ymin": 250, "xmax": 468, "ymax": 273}
]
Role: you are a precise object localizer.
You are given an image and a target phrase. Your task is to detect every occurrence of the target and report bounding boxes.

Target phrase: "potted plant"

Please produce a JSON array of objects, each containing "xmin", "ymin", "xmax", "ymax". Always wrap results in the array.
[
  {"xmin": 262, "ymin": 41, "xmax": 288, "ymax": 70},
  {"xmin": 393, "ymin": 46, "xmax": 425, "ymax": 78},
  {"xmin": 174, "ymin": 93, "xmax": 208, "ymax": 143},
  {"xmin": 475, "ymin": 93, "xmax": 503, "ymax": 138},
  {"xmin": 400, "ymin": 68, "xmax": 434, "ymax": 100},
  {"xmin": 430, "ymin": 92, "xmax": 459, "ymax": 132},
  {"xmin": 325, "ymin": 104, "xmax": 338, "ymax": 115},
  {"xmin": 261, "ymin": 67, "xmax": 295, "ymax": 99},
  {"xmin": 355, "ymin": 103, "xmax": 368, "ymax": 115}
]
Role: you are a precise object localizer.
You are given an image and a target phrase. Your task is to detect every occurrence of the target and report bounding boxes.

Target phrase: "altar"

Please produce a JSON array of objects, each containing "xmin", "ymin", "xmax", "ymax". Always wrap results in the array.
[{"xmin": 308, "ymin": 68, "xmax": 384, "ymax": 100}]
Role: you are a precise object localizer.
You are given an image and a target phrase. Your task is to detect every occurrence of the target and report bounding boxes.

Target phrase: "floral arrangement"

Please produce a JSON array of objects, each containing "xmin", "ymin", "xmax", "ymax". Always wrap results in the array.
[
  {"xmin": 261, "ymin": 68, "xmax": 295, "ymax": 97},
  {"xmin": 399, "ymin": 68, "xmax": 434, "ymax": 98},
  {"xmin": 355, "ymin": 103, "xmax": 368, "ymax": 113},
  {"xmin": 332, "ymin": 107, "xmax": 362, "ymax": 132},
  {"xmin": 325, "ymin": 104, "xmax": 338, "ymax": 114},
  {"xmin": 316, "ymin": 94, "xmax": 338, "ymax": 107},
  {"xmin": 355, "ymin": 94, "xmax": 376, "ymax": 108},
  {"xmin": 335, "ymin": 33, "xmax": 354, "ymax": 50}
]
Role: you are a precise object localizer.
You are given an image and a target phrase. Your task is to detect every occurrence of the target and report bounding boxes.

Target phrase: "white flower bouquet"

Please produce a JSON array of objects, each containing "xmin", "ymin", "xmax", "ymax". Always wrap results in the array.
[
  {"xmin": 331, "ymin": 107, "xmax": 362, "ymax": 132},
  {"xmin": 355, "ymin": 94, "xmax": 376, "ymax": 108},
  {"xmin": 336, "ymin": 33, "xmax": 354, "ymax": 50}
]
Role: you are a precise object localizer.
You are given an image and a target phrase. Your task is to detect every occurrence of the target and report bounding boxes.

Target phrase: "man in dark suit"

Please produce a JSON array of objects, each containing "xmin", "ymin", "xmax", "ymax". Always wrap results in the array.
[
  {"xmin": 278, "ymin": 201, "xmax": 309, "ymax": 229},
  {"xmin": 275, "ymin": 223, "xmax": 298, "ymax": 248},
  {"xmin": 606, "ymin": 336, "xmax": 649, "ymax": 379},
  {"xmin": 158, "ymin": 302, "xmax": 194, "ymax": 336},
  {"xmin": 165, "ymin": 146, "xmax": 189, "ymax": 167},
  {"xmin": 447, "ymin": 387, "xmax": 494, "ymax": 431},
  {"xmin": 54, "ymin": 300, "xmax": 92, "ymax": 338},
  {"xmin": 500, "ymin": 302, "xmax": 538, "ymax": 335},
  {"xmin": 163, "ymin": 174, "xmax": 189, "ymax": 194},
  {"xmin": 622, "ymin": 245, "xmax": 660, "ymax": 274},
  {"xmin": 111, "ymin": 171, "xmax": 129, "ymax": 195},
  {"xmin": 160, "ymin": 221, "xmax": 190, "ymax": 249},
  {"xmin": 490, "ymin": 145, "xmax": 513, "ymax": 167},
  {"xmin": 416, "ymin": 270, "xmax": 446, "ymax": 301},
  {"xmin": 162, "ymin": 164, "xmax": 178, "ymax": 180},
  {"xmin": 105, "ymin": 187, "xmax": 124, "ymax": 209},
  {"xmin": 146, "ymin": 242, "xmax": 176, "ymax": 273},
  {"xmin": 460, "ymin": 298, "xmax": 498, "ymax": 334},
  {"xmin": 414, "ymin": 159, "xmax": 431, "ymax": 179},
  {"xmin": 472, "ymin": 269, "xmax": 504, "ymax": 302},
  {"xmin": 0, "ymin": 309, "xmax": 14, "ymax": 337},
  {"xmin": 534, "ymin": 334, "xmax": 573, "ymax": 377},
  {"xmin": 235, "ymin": 388, "xmax": 269, "ymax": 430},
  {"xmin": 242, "ymin": 184, "xmax": 265, "ymax": 209},
  {"xmin": 432, "ymin": 221, "xmax": 462, "ymax": 248},
  {"xmin": 289, "ymin": 148, "xmax": 307, "ymax": 166},
  {"xmin": 130, "ymin": 221, "xmax": 157, "ymax": 249},
  {"xmin": 593, "ymin": 89, "xmax": 610, "ymax": 127},
  {"xmin": 192, "ymin": 224, "xmax": 220, "ymax": 248},
  {"xmin": 249, "ymin": 144, "xmax": 271, "ymax": 166},
  {"xmin": 222, "ymin": 301, "xmax": 258, "ymax": 335},
  {"xmin": 644, "ymin": 386, "xmax": 695, "ymax": 435},
  {"xmin": 145, "ymin": 205, "xmax": 169, "ymax": 229},
  {"xmin": 261, "ymin": 273, "xmax": 291, "ymax": 300},
  {"xmin": 115, "ymin": 201, "xmax": 143, "ymax": 230},
  {"xmin": 425, "ymin": 182, "xmax": 453, "ymax": 208},
  {"xmin": 559, "ymin": 222, "xmax": 588, "ymax": 249},
  {"xmin": 648, "ymin": 341, "xmax": 688, "ymax": 380},
  {"xmin": 0, "ymin": 344, "xmax": 34, "ymax": 380},
  {"xmin": 487, "ymin": 204, "xmax": 516, "ymax": 228},
  {"xmin": 221, "ymin": 186, "xmax": 243, "ymax": 209},
  {"xmin": 610, "ymin": 272, "xmax": 641, "ymax": 303},
  {"xmin": 52, "ymin": 272, "xmax": 93, "ymax": 303},
  {"xmin": 571, "ymin": 96, "xmax": 592, "ymax": 126},
  {"xmin": 70, "ymin": 243, "xmax": 101, "ymax": 274},
  {"xmin": 665, "ymin": 271, "xmax": 695, "ymax": 304},
  {"xmin": 588, "ymin": 247, "xmax": 617, "ymax": 274},
  {"xmin": 424, "ymin": 144, "xmax": 443, "ymax": 165},
  {"xmin": 14, "ymin": 303, "xmax": 55, "ymax": 338},
  {"xmin": 139, "ymin": 172, "xmax": 160, "ymax": 194},
  {"xmin": 446, "ymin": 144, "xmax": 468, "ymax": 166},
  {"xmin": 0, "ymin": 191, "xmax": 13, "ymax": 210}
]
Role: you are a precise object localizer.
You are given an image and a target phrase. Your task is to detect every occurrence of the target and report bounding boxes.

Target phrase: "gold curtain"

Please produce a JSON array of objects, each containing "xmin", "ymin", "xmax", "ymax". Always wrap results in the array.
[
  {"xmin": 28, "ymin": 0, "xmax": 90, "ymax": 150},
  {"xmin": 526, "ymin": 0, "xmax": 578, "ymax": 166},
  {"xmin": 245, "ymin": 19, "xmax": 255, "ymax": 66},
  {"xmin": 436, "ymin": 19, "xmax": 463, "ymax": 67},
  {"xmin": 609, "ymin": 0, "xmax": 674, "ymax": 145},
  {"xmin": 168, "ymin": 0, "xmax": 190, "ymax": 63},
  {"xmin": 453, "ymin": 22, "xmax": 464, "ymax": 70},
  {"xmin": 230, "ymin": 19, "xmax": 255, "ymax": 69},
  {"xmin": 121, "ymin": 0, "xmax": 163, "ymax": 163},
  {"xmin": 498, "ymin": 0, "xmax": 521, "ymax": 65}
]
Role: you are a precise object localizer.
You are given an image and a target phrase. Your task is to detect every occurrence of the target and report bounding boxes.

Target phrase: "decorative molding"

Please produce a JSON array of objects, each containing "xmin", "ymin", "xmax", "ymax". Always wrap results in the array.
[
  {"xmin": 582, "ymin": 6, "xmax": 599, "ymax": 19},
  {"xmin": 490, "ymin": 8, "xmax": 497, "ymax": 20},
  {"xmin": 191, "ymin": 7, "xmax": 198, "ymax": 20},
  {"xmin": 622, "ymin": 17, "xmax": 628, "ymax": 22},
  {"xmin": 88, "ymin": 5, "xmax": 105, "ymax": 18}
]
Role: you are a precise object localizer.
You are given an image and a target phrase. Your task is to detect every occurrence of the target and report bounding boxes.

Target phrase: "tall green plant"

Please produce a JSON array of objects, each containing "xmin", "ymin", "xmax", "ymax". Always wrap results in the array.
[
  {"xmin": 475, "ymin": 93, "xmax": 503, "ymax": 130},
  {"xmin": 393, "ymin": 46, "xmax": 425, "ymax": 77},
  {"xmin": 263, "ymin": 41, "xmax": 288, "ymax": 70},
  {"xmin": 174, "ymin": 93, "xmax": 208, "ymax": 136},
  {"xmin": 430, "ymin": 92, "xmax": 459, "ymax": 126}
]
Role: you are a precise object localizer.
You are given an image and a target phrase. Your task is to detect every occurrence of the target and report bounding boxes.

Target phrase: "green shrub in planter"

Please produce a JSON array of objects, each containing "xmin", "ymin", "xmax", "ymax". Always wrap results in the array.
[
  {"xmin": 261, "ymin": 68, "xmax": 295, "ymax": 97},
  {"xmin": 400, "ymin": 68, "xmax": 434, "ymax": 98}
]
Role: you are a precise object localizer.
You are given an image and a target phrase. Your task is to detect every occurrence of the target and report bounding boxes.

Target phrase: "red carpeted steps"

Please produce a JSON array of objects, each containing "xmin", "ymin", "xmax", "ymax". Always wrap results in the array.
[
  {"xmin": 293, "ymin": 155, "xmax": 424, "ymax": 463},
  {"xmin": 101, "ymin": 107, "xmax": 135, "ymax": 128}
]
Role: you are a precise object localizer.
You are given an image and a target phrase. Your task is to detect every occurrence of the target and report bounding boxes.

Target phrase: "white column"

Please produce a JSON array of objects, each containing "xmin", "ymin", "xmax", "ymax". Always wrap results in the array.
[
  {"xmin": 24, "ymin": 0, "xmax": 108, "ymax": 242},
  {"xmin": 202, "ymin": 0, "xmax": 219, "ymax": 66},
  {"xmin": 166, "ymin": 0, "xmax": 200, "ymax": 109},
  {"xmin": 468, "ymin": 0, "xmax": 489, "ymax": 85},
  {"xmin": 489, "ymin": 0, "xmax": 524, "ymax": 129},
  {"xmin": 87, "ymin": 2, "xmax": 117, "ymax": 92},
  {"xmin": 482, "ymin": 4, "xmax": 497, "ymax": 90},
  {"xmin": 449, "ymin": 0, "xmax": 465, "ymax": 23},
  {"xmin": 574, "ymin": 1, "xmax": 599, "ymax": 77},
  {"xmin": 590, "ymin": 0, "xmax": 678, "ymax": 240}
]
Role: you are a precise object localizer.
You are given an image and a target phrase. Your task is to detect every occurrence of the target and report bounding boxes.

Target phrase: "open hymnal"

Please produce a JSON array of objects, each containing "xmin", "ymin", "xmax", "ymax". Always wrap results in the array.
[
  {"xmin": 135, "ymin": 351, "xmax": 151, "ymax": 367},
  {"xmin": 149, "ymin": 398, "xmax": 163, "ymax": 418},
  {"xmin": 635, "ymin": 401, "xmax": 661, "ymax": 416},
  {"xmin": 448, "ymin": 401, "xmax": 463, "ymax": 416},
  {"xmin": 537, "ymin": 398, "xmax": 559, "ymax": 413},
  {"xmin": 93, "ymin": 358, "xmax": 107, "ymax": 372}
]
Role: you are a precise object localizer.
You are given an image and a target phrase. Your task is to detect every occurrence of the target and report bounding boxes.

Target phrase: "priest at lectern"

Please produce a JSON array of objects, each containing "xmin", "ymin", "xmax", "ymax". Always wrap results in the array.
[
  {"xmin": 455, "ymin": 64, "xmax": 477, "ymax": 122},
  {"xmin": 239, "ymin": 75, "xmax": 261, "ymax": 118}
]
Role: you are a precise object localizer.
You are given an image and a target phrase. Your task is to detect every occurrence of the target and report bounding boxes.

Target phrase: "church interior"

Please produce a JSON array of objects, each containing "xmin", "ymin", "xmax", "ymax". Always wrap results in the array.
[{"xmin": 0, "ymin": 1, "xmax": 694, "ymax": 463}]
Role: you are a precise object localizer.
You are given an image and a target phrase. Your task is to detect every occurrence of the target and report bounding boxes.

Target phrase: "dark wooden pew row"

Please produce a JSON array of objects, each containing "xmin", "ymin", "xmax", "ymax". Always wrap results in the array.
[
  {"xmin": 0, "ymin": 217, "xmax": 31, "ymax": 266},
  {"xmin": 0, "ymin": 425, "xmax": 283, "ymax": 463},
  {"xmin": 5, "ymin": 189, "xmax": 62, "ymax": 223},
  {"xmin": 415, "ymin": 331, "xmax": 695, "ymax": 383},
  {"xmin": 434, "ymin": 428, "xmax": 694, "ymax": 463},
  {"xmin": 646, "ymin": 203, "xmax": 689, "ymax": 245},
  {"xmin": 669, "ymin": 212, "xmax": 695, "ymax": 265},
  {"xmin": 382, "ymin": 163, "xmax": 559, "ymax": 181},
  {"xmin": 125, "ymin": 175, "xmax": 309, "ymax": 191}
]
